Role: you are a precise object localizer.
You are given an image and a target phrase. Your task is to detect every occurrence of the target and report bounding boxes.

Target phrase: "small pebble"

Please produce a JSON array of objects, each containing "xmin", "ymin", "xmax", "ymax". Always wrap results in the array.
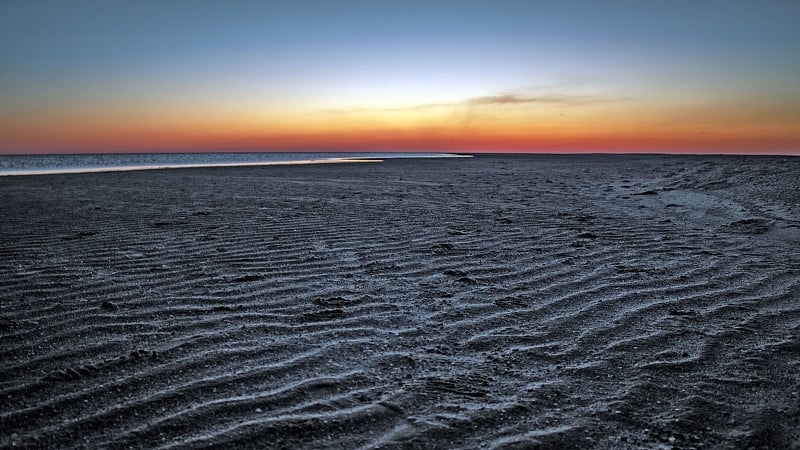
[{"xmin": 101, "ymin": 301, "xmax": 117, "ymax": 311}]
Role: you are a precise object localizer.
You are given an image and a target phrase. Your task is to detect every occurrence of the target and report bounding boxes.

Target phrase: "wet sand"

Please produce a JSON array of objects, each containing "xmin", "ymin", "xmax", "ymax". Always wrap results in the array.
[{"xmin": 1, "ymin": 154, "xmax": 799, "ymax": 449}]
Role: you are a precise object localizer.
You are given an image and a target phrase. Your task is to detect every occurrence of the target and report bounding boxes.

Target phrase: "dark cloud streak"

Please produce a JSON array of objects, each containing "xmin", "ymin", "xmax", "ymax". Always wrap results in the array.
[
  {"xmin": 321, "ymin": 92, "xmax": 620, "ymax": 114},
  {"xmin": 465, "ymin": 93, "xmax": 602, "ymax": 106}
]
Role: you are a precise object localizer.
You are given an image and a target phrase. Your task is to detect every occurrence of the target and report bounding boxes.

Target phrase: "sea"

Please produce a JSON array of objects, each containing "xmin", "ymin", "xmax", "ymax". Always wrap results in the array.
[{"xmin": 0, "ymin": 152, "xmax": 468, "ymax": 176}]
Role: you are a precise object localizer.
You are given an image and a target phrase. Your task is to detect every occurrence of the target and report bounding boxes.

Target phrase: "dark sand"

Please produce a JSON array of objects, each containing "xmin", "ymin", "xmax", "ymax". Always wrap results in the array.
[{"xmin": 1, "ymin": 154, "xmax": 799, "ymax": 449}]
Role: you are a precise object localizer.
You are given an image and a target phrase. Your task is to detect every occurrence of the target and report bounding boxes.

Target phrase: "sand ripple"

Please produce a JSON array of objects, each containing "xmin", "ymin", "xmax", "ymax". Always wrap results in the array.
[{"xmin": 1, "ymin": 155, "xmax": 799, "ymax": 448}]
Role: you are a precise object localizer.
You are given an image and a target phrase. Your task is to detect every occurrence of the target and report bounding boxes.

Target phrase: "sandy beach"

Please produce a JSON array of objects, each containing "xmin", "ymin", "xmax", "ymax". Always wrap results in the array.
[{"xmin": 1, "ymin": 154, "xmax": 798, "ymax": 449}]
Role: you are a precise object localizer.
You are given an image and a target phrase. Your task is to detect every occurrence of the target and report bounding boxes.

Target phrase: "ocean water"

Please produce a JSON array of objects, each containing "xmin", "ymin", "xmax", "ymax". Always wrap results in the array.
[{"xmin": 0, "ymin": 152, "xmax": 467, "ymax": 176}]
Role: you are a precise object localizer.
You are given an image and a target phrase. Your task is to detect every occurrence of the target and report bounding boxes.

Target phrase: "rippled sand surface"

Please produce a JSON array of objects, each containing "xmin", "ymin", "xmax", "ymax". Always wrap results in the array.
[{"xmin": 1, "ymin": 155, "xmax": 798, "ymax": 449}]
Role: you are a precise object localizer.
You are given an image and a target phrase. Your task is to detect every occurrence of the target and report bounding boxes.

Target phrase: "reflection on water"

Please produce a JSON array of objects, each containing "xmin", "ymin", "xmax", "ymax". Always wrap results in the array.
[{"xmin": 0, "ymin": 152, "xmax": 471, "ymax": 176}]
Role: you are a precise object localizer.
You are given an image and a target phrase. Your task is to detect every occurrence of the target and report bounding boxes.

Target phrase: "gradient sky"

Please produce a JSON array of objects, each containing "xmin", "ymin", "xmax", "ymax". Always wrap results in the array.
[{"xmin": 1, "ymin": 0, "xmax": 799, "ymax": 154}]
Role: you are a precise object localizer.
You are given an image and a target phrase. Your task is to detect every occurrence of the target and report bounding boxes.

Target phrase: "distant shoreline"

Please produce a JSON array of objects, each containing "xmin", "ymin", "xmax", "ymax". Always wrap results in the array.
[
  {"xmin": 0, "ymin": 152, "xmax": 473, "ymax": 177},
  {"xmin": 0, "ymin": 158, "xmax": 383, "ymax": 177}
]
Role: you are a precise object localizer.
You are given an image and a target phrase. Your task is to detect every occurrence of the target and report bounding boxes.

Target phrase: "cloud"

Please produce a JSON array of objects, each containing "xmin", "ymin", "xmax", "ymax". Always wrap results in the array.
[
  {"xmin": 320, "ymin": 92, "xmax": 619, "ymax": 114},
  {"xmin": 465, "ymin": 93, "xmax": 602, "ymax": 106}
]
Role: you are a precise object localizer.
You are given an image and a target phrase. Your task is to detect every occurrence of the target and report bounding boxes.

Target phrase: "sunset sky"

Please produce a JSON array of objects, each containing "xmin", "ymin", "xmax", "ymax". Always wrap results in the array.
[{"xmin": 1, "ymin": 0, "xmax": 798, "ymax": 154}]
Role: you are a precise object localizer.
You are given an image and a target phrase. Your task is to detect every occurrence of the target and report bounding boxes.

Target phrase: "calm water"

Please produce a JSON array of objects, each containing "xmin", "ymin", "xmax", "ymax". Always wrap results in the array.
[{"xmin": 0, "ymin": 152, "xmax": 467, "ymax": 176}]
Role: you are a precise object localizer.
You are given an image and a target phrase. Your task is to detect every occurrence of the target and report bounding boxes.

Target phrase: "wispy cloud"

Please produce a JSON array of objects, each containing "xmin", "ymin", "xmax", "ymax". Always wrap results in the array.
[
  {"xmin": 318, "ymin": 91, "xmax": 620, "ymax": 115},
  {"xmin": 465, "ymin": 93, "xmax": 603, "ymax": 106}
]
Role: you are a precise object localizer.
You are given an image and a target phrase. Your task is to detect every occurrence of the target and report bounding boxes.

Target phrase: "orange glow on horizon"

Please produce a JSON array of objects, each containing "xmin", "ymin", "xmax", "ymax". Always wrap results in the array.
[
  {"xmin": 3, "ymin": 125, "xmax": 798, "ymax": 154},
  {"xmin": 2, "ymin": 103, "xmax": 798, "ymax": 154},
  {"xmin": 2, "ymin": 86, "xmax": 799, "ymax": 154}
]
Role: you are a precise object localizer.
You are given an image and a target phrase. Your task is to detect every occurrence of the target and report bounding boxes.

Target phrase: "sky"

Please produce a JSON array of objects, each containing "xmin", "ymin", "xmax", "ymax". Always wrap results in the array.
[{"xmin": 1, "ymin": 0, "xmax": 798, "ymax": 154}]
